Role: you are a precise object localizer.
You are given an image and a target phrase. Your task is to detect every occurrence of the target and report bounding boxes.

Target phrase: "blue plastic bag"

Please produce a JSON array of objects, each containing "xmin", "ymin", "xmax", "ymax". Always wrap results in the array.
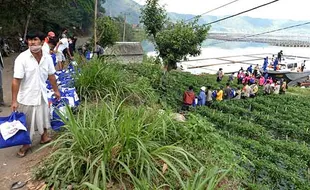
[
  {"xmin": 86, "ymin": 51, "xmax": 92, "ymax": 60},
  {"xmin": 0, "ymin": 112, "xmax": 31, "ymax": 148},
  {"xmin": 51, "ymin": 53, "xmax": 57, "ymax": 66},
  {"xmin": 60, "ymin": 88, "xmax": 80, "ymax": 107},
  {"xmin": 230, "ymin": 89, "xmax": 236, "ymax": 98},
  {"xmin": 50, "ymin": 98, "xmax": 69, "ymax": 131}
]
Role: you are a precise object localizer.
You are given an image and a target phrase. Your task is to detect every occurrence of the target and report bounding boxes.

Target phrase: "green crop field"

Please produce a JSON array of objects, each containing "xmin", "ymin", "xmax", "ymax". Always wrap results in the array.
[{"xmin": 36, "ymin": 58, "xmax": 310, "ymax": 189}]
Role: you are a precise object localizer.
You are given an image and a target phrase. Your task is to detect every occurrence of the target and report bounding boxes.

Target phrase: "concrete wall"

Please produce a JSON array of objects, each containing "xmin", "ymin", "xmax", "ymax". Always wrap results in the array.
[{"xmin": 106, "ymin": 55, "xmax": 144, "ymax": 64}]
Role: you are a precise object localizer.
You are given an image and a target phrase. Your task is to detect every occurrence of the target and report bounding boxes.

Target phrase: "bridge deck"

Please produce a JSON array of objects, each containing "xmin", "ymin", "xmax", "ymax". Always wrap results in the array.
[{"xmin": 207, "ymin": 33, "xmax": 310, "ymax": 47}]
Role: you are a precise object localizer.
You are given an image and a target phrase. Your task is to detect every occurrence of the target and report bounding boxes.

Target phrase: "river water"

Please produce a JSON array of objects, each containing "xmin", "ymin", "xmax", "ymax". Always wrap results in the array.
[{"xmin": 148, "ymin": 41, "xmax": 310, "ymax": 75}]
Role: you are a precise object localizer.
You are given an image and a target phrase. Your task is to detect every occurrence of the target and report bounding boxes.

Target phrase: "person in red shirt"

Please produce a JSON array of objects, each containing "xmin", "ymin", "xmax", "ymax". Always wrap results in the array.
[
  {"xmin": 45, "ymin": 31, "xmax": 55, "ymax": 43},
  {"xmin": 182, "ymin": 86, "xmax": 195, "ymax": 111}
]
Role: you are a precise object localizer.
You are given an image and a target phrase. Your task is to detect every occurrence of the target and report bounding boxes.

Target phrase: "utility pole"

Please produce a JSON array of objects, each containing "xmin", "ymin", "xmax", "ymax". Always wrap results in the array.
[
  {"xmin": 123, "ymin": 13, "xmax": 127, "ymax": 42},
  {"xmin": 94, "ymin": 0, "xmax": 98, "ymax": 51}
]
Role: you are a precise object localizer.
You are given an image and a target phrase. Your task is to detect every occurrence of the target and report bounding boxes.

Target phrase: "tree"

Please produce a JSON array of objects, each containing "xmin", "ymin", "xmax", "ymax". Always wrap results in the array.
[
  {"xmin": 96, "ymin": 17, "xmax": 119, "ymax": 48},
  {"xmin": 0, "ymin": 0, "xmax": 106, "ymax": 37},
  {"xmin": 140, "ymin": 0, "xmax": 167, "ymax": 39},
  {"xmin": 156, "ymin": 20, "xmax": 210, "ymax": 70},
  {"xmin": 140, "ymin": 0, "xmax": 210, "ymax": 71}
]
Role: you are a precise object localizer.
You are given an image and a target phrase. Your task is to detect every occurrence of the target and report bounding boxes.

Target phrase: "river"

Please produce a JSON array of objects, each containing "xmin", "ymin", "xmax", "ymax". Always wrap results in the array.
[{"xmin": 147, "ymin": 41, "xmax": 310, "ymax": 74}]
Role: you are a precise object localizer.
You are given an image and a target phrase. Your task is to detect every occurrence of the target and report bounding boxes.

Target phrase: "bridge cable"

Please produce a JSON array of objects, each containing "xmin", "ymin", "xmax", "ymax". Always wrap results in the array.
[
  {"xmin": 185, "ymin": 0, "xmax": 241, "ymax": 22},
  {"xmin": 205, "ymin": 0, "xmax": 279, "ymax": 25}
]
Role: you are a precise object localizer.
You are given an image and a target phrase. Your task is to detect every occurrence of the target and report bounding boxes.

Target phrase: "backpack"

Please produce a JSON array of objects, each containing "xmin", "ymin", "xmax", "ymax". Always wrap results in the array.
[
  {"xmin": 230, "ymin": 89, "xmax": 236, "ymax": 98},
  {"xmin": 212, "ymin": 90, "xmax": 217, "ymax": 99},
  {"xmin": 249, "ymin": 78, "xmax": 255, "ymax": 84}
]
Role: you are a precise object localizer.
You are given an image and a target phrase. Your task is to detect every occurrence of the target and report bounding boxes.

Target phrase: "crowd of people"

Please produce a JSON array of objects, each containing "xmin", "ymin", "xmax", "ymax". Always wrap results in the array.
[
  {"xmin": 41, "ymin": 29, "xmax": 77, "ymax": 70},
  {"xmin": 4, "ymin": 29, "xmax": 83, "ymax": 157},
  {"xmin": 182, "ymin": 64, "xmax": 287, "ymax": 110},
  {"xmin": 1, "ymin": 28, "xmax": 109, "ymax": 157}
]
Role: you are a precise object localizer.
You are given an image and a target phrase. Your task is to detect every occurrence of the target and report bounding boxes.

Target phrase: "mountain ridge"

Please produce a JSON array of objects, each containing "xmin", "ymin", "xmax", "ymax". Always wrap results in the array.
[{"xmin": 102, "ymin": 0, "xmax": 310, "ymax": 35}]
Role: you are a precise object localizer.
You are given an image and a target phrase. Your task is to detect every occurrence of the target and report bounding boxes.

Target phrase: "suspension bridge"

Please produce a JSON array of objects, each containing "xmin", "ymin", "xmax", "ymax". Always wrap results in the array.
[{"xmin": 208, "ymin": 33, "xmax": 310, "ymax": 47}]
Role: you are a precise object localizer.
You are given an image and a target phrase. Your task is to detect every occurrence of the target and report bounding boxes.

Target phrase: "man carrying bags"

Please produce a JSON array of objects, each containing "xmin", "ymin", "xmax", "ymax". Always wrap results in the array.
[{"xmin": 11, "ymin": 31, "xmax": 61, "ymax": 157}]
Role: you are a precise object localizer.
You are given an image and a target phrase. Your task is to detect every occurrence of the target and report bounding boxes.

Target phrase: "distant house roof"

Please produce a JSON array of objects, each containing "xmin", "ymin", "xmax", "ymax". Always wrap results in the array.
[{"xmin": 105, "ymin": 42, "xmax": 144, "ymax": 56}]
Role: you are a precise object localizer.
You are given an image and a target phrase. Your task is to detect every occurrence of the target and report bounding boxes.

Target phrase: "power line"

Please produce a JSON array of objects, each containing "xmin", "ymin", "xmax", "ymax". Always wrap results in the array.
[
  {"xmin": 209, "ymin": 21, "xmax": 310, "ymax": 46},
  {"xmin": 205, "ymin": 0, "xmax": 279, "ymax": 25},
  {"xmin": 185, "ymin": 0, "xmax": 241, "ymax": 22}
]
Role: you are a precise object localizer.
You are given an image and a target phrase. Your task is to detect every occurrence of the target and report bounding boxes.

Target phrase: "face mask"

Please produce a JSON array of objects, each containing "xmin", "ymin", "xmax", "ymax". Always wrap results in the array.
[{"xmin": 29, "ymin": 45, "xmax": 42, "ymax": 53}]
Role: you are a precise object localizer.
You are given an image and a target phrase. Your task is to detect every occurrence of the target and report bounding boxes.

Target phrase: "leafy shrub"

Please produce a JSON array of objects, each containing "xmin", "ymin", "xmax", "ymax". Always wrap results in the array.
[
  {"xmin": 36, "ymin": 95, "xmax": 203, "ymax": 189},
  {"xmin": 74, "ymin": 58, "xmax": 156, "ymax": 106}
]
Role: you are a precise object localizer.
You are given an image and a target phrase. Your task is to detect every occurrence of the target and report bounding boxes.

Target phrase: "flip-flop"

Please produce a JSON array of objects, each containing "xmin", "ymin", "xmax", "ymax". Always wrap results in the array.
[
  {"xmin": 16, "ymin": 148, "xmax": 31, "ymax": 158},
  {"xmin": 40, "ymin": 138, "xmax": 52, "ymax": 144},
  {"xmin": 11, "ymin": 181, "xmax": 27, "ymax": 189}
]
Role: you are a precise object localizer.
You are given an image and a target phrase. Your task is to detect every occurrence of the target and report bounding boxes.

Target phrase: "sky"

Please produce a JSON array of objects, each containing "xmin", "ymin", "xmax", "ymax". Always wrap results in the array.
[{"xmin": 133, "ymin": 0, "xmax": 309, "ymax": 21}]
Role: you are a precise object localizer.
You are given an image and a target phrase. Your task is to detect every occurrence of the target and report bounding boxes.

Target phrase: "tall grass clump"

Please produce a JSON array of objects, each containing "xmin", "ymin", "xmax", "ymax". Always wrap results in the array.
[
  {"xmin": 74, "ymin": 58, "xmax": 156, "ymax": 105},
  {"xmin": 35, "ymin": 94, "xmax": 208, "ymax": 189}
]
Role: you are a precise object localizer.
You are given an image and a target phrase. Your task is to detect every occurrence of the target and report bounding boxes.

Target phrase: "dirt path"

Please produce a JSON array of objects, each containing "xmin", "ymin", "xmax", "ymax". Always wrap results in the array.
[{"xmin": 0, "ymin": 54, "xmax": 52, "ymax": 190}]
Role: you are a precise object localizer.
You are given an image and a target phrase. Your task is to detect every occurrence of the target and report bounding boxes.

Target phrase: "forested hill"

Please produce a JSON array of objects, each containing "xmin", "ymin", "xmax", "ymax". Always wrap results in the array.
[
  {"xmin": 103, "ymin": 0, "xmax": 310, "ymax": 35},
  {"xmin": 0, "ymin": 0, "xmax": 106, "ymax": 36}
]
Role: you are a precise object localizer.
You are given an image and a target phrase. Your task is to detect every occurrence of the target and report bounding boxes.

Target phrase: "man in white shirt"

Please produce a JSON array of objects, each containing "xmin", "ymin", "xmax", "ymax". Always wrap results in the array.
[
  {"xmin": 11, "ymin": 31, "xmax": 61, "ymax": 157},
  {"xmin": 54, "ymin": 34, "xmax": 73, "ymax": 70}
]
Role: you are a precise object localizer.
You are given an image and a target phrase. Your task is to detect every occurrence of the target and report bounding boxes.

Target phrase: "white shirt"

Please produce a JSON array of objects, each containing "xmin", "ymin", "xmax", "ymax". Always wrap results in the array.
[
  {"xmin": 55, "ymin": 38, "xmax": 69, "ymax": 53},
  {"xmin": 42, "ymin": 42, "xmax": 50, "ymax": 54},
  {"xmin": 274, "ymin": 85, "xmax": 280, "ymax": 94},
  {"xmin": 14, "ymin": 49, "xmax": 56, "ymax": 106}
]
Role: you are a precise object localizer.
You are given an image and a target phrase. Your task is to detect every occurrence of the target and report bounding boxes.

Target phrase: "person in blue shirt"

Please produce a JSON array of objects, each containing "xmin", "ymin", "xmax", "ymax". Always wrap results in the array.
[
  {"xmin": 197, "ymin": 86, "xmax": 206, "ymax": 106},
  {"xmin": 263, "ymin": 57, "xmax": 268, "ymax": 71},
  {"xmin": 273, "ymin": 58, "xmax": 279, "ymax": 71},
  {"xmin": 264, "ymin": 72, "xmax": 268, "ymax": 81},
  {"xmin": 247, "ymin": 65, "xmax": 253, "ymax": 74}
]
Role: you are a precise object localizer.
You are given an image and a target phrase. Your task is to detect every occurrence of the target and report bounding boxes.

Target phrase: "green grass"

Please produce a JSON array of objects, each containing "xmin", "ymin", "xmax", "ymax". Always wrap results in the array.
[
  {"xmin": 287, "ymin": 86, "xmax": 310, "ymax": 96},
  {"xmin": 74, "ymin": 58, "xmax": 157, "ymax": 106},
  {"xmin": 35, "ymin": 92, "xmax": 234, "ymax": 189}
]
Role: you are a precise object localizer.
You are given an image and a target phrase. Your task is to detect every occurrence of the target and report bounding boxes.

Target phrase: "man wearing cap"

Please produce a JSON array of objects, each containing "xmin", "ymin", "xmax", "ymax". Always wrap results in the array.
[
  {"xmin": 42, "ymin": 31, "xmax": 56, "ymax": 53},
  {"xmin": 55, "ymin": 34, "xmax": 73, "ymax": 70},
  {"xmin": 197, "ymin": 86, "xmax": 206, "ymax": 106}
]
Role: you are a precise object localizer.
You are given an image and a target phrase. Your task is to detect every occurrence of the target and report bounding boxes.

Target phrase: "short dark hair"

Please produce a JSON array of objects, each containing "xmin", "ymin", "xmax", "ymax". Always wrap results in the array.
[
  {"xmin": 48, "ymin": 37, "xmax": 59, "ymax": 46},
  {"xmin": 189, "ymin": 86, "xmax": 194, "ymax": 90},
  {"xmin": 26, "ymin": 31, "xmax": 45, "ymax": 41},
  {"xmin": 226, "ymin": 83, "xmax": 230, "ymax": 86}
]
